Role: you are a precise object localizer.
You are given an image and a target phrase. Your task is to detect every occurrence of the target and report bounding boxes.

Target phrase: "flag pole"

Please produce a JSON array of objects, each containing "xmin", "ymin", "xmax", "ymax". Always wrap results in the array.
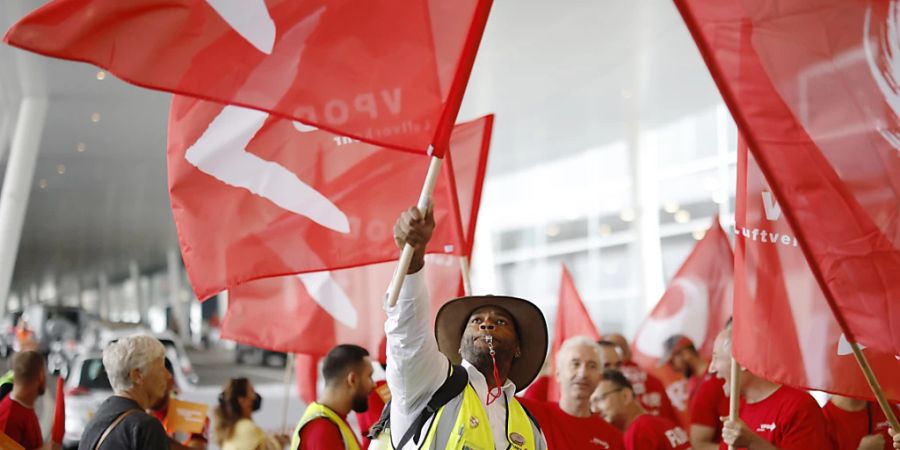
[
  {"xmin": 281, "ymin": 353, "xmax": 295, "ymax": 433},
  {"xmin": 848, "ymin": 340, "xmax": 900, "ymax": 430},
  {"xmin": 460, "ymin": 256, "xmax": 472, "ymax": 296},
  {"xmin": 387, "ymin": 154, "xmax": 443, "ymax": 307},
  {"xmin": 728, "ymin": 357, "xmax": 741, "ymax": 450}
]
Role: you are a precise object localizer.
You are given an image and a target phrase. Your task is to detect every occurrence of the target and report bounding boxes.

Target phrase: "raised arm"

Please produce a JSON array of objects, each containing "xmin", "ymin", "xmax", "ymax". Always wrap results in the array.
[{"xmin": 384, "ymin": 206, "xmax": 449, "ymax": 415}]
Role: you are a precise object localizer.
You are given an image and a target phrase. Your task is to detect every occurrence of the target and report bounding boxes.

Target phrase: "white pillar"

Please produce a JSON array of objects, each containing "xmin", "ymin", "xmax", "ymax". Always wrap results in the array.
[
  {"xmin": 0, "ymin": 98, "xmax": 47, "ymax": 321},
  {"xmin": 624, "ymin": 0, "xmax": 664, "ymax": 337},
  {"xmin": 167, "ymin": 248, "xmax": 188, "ymax": 338},
  {"xmin": 98, "ymin": 273, "xmax": 109, "ymax": 320},
  {"xmin": 129, "ymin": 260, "xmax": 145, "ymax": 324}
]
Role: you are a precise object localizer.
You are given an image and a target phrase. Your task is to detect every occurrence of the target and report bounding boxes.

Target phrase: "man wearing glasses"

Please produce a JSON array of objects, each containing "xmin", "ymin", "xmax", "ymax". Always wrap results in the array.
[{"xmin": 592, "ymin": 370, "xmax": 691, "ymax": 450}]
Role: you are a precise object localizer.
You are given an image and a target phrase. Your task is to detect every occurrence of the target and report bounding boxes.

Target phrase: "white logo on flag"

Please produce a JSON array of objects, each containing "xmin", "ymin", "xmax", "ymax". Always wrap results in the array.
[
  {"xmin": 865, "ymin": 3, "xmax": 900, "ymax": 152},
  {"xmin": 205, "ymin": 0, "xmax": 276, "ymax": 54},
  {"xmin": 837, "ymin": 333, "xmax": 900, "ymax": 360},
  {"xmin": 185, "ymin": 105, "xmax": 350, "ymax": 234},
  {"xmin": 297, "ymin": 272, "xmax": 358, "ymax": 329},
  {"xmin": 761, "ymin": 191, "xmax": 782, "ymax": 222},
  {"xmin": 635, "ymin": 278, "xmax": 709, "ymax": 357}
]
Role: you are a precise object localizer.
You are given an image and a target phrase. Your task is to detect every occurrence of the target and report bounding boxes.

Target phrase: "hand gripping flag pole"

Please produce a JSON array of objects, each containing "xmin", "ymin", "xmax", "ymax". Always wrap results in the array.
[
  {"xmin": 848, "ymin": 341, "xmax": 900, "ymax": 431},
  {"xmin": 387, "ymin": 154, "xmax": 443, "ymax": 307}
]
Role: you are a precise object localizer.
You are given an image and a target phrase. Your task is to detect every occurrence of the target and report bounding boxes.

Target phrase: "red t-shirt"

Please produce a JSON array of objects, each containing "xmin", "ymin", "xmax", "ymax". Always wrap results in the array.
[
  {"xmin": 689, "ymin": 373, "xmax": 727, "ymax": 442},
  {"xmin": 621, "ymin": 363, "xmax": 683, "ymax": 427},
  {"xmin": 624, "ymin": 414, "xmax": 691, "ymax": 450},
  {"xmin": 520, "ymin": 375, "xmax": 551, "ymax": 402},
  {"xmin": 823, "ymin": 400, "xmax": 899, "ymax": 450},
  {"xmin": 0, "ymin": 396, "xmax": 43, "ymax": 449},
  {"xmin": 298, "ymin": 412, "xmax": 361, "ymax": 450},
  {"xmin": 518, "ymin": 398, "xmax": 625, "ymax": 450},
  {"xmin": 719, "ymin": 386, "xmax": 831, "ymax": 450}
]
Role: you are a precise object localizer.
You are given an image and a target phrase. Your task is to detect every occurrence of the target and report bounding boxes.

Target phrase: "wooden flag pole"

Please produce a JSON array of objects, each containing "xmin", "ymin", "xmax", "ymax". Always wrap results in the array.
[
  {"xmin": 728, "ymin": 357, "xmax": 741, "ymax": 450},
  {"xmin": 460, "ymin": 255, "xmax": 472, "ymax": 296},
  {"xmin": 387, "ymin": 154, "xmax": 443, "ymax": 307},
  {"xmin": 281, "ymin": 353, "xmax": 295, "ymax": 433},
  {"xmin": 848, "ymin": 340, "xmax": 900, "ymax": 431}
]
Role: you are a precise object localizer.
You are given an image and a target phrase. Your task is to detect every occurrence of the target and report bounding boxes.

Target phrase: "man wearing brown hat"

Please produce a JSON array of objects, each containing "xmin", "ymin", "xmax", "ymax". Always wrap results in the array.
[{"xmin": 380, "ymin": 207, "xmax": 547, "ymax": 450}]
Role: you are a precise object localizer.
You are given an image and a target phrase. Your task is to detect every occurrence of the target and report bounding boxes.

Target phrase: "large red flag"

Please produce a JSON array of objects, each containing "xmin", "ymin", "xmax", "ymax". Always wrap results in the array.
[
  {"xmin": 631, "ymin": 218, "xmax": 733, "ymax": 368},
  {"xmin": 222, "ymin": 254, "xmax": 464, "ymax": 357},
  {"xmin": 168, "ymin": 95, "xmax": 492, "ymax": 299},
  {"xmin": 675, "ymin": 0, "xmax": 900, "ymax": 355},
  {"xmin": 4, "ymin": 0, "xmax": 492, "ymax": 155},
  {"xmin": 734, "ymin": 143, "xmax": 900, "ymax": 402},
  {"xmin": 630, "ymin": 218, "xmax": 733, "ymax": 421},
  {"xmin": 295, "ymin": 354, "xmax": 319, "ymax": 404},
  {"xmin": 537, "ymin": 265, "xmax": 600, "ymax": 403}
]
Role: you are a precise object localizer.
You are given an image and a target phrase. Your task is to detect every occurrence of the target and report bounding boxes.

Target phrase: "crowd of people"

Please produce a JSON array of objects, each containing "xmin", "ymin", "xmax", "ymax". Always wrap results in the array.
[{"xmin": 1, "ymin": 209, "xmax": 898, "ymax": 450}]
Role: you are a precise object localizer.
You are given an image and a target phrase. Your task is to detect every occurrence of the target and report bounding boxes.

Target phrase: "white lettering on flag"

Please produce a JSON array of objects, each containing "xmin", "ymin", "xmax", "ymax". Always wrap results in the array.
[{"xmin": 761, "ymin": 191, "xmax": 783, "ymax": 221}]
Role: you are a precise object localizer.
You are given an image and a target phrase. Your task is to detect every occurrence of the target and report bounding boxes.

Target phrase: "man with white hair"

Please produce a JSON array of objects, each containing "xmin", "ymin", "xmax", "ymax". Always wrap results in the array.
[
  {"xmin": 78, "ymin": 335, "xmax": 172, "ymax": 450},
  {"xmin": 519, "ymin": 336, "xmax": 624, "ymax": 449}
]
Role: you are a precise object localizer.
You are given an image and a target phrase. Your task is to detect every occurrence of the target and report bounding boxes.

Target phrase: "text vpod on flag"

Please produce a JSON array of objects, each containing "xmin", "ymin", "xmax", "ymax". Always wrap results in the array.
[{"xmin": 168, "ymin": 95, "xmax": 492, "ymax": 299}]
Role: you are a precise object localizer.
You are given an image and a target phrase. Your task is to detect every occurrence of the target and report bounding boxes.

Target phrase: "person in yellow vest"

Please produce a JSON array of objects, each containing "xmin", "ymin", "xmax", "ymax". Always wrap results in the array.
[
  {"xmin": 292, "ymin": 344, "xmax": 376, "ymax": 450},
  {"xmin": 378, "ymin": 206, "xmax": 548, "ymax": 450}
]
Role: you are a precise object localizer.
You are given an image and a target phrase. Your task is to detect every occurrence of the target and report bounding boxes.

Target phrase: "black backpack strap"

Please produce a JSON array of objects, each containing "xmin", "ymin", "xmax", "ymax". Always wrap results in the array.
[
  {"xmin": 399, "ymin": 362, "xmax": 468, "ymax": 447},
  {"xmin": 368, "ymin": 361, "xmax": 469, "ymax": 448}
]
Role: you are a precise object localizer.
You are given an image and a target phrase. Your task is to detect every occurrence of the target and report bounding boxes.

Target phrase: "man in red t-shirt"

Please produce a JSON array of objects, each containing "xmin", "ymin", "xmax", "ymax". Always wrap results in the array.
[
  {"xmin": 294, "ymin": 344, "xmax": 375, "ymax": 450},
  {"xmin": 710, "ymin": 326, "xmax": 832, "ymax": 450},
  {"xmin": 687, "ymin": 372, "xmax": 727, "ymax": 450},
  {"xmin": 658, "ymin": 335, "xmax": 710, "ymax": 407},
  {"xmin": 598, "ymin": 339, "xmax": 682, "ymax": 427},
  {"xmin": 518, "ymin": 336, "xmax": 624, "ymax": 450},
  {"xmin": 0, "ymin": 351, "xmax": 59, "ymax": 450},
  {"xmin": 592, "ymin": 369, "xmax": 690, "ymax": 450},
  {"xmin": 823, "ymin": 395, "xmax": 899, "ymax": 450}
]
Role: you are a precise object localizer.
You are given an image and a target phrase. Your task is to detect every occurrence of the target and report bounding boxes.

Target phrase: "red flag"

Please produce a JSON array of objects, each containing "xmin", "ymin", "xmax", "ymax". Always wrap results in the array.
[
  {"xmin": 631, "ymin": 219, "xmax": 733, "ymax": 368},
  {"xmin": 675, "ymin": 0, "xmax": 900, "ymax": 354},
  {"xmin": 630, "ymin": 218, "xmax": 732, "ymax": 423},
  {"xmin": 734, "ymin": 142, "xmax": 900, "ymax": 402},
  {"xmin": 294, "ymin": 354, "xmax": 319, "ymax": 404},
  {"xmin": 167, "ymin": 95, "xmax": 492, "ymax": 299},
  {"xmin": 52, "ymin": 376, "xmax": 64, "ymax": 444},
  {"xmin": 4, "ymin": 0, "xmax": 492, "ymax": 155},
  {"xmin": 542, "ymin": 265, "xmax": 600, "ymax": 403},
  {"xmin": 221, "ymin": 254, "xmax": 464, "ymax": 356}
]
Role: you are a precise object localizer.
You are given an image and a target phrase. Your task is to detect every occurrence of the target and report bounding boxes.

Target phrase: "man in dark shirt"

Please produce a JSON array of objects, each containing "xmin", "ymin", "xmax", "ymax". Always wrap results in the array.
[{"xmin": 78, "ymin": 335, "xmax": 172, "ymax": 450}]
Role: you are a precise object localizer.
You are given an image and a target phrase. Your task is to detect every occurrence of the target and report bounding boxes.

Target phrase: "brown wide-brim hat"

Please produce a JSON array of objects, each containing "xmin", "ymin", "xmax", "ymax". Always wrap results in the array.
[{"xmin": 435, "ymin": 295, "xmax": 548, "ymax": 392}]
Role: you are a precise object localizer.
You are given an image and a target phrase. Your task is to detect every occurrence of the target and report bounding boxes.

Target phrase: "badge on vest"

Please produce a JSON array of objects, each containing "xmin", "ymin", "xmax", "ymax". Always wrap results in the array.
[
  {"xmin": 469, "ymin": 416, "xmax": 480, "ymax": 428},
  {"xmin": 509, "ymin": 432, "xmax": 526, "ymax": 447}
]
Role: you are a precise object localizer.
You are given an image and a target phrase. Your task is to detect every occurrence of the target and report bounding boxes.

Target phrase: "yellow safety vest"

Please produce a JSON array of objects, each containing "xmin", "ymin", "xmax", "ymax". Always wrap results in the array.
[
  {"xmin": 291, "ymin": 402, "xmax": 362, "ymax": 450},
  {"xmin": 419, "ymin": 384, "xmax": 537, "ymax": 450}
]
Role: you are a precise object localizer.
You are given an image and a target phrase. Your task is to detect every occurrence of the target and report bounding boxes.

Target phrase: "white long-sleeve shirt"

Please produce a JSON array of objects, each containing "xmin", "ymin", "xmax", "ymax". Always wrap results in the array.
[{"xmin": 383, "ymin": 270, "xmax": 526, "ymax": 450}]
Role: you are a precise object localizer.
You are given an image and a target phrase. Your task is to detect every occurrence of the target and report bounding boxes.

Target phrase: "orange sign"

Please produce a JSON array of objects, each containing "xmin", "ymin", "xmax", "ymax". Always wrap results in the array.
[
  {"xmin": 0, "ymin": 432, "xmax": 25, "ymax": 450},
  {"xmin": 165, "ymin": 398, "xmax": 209, "ymax": 434}
]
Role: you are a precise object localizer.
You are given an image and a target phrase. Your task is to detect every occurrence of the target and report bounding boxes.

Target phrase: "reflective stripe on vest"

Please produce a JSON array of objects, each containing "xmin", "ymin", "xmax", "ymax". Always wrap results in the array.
[
  {"xmin": 291, "ymin": 402, "xmax": 361, "ymax": 450},
  {"xmin": 419, "ymin": 384, "xmax": 538, "ymax": 450}
]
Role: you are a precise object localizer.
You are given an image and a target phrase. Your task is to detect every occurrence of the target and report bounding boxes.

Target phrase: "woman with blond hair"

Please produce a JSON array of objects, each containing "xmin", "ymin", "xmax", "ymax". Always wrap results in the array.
[{"xmin": 213, "ymin": 378, "xmax": 289, "ymax": 450}]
